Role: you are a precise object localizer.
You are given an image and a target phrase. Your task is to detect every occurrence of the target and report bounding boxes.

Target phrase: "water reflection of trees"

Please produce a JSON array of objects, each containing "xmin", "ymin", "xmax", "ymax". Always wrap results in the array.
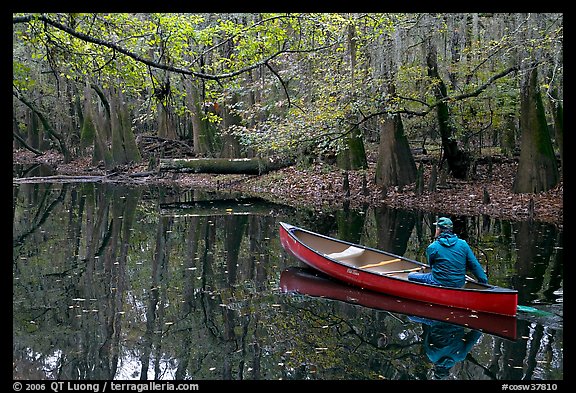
[
  {"xmin": 12, "ymin": 184, "xmax": 562, "ymax": 380},
  {"xmin": 13, "ymin": 183, "xmax": 140, "ymax": 379}
]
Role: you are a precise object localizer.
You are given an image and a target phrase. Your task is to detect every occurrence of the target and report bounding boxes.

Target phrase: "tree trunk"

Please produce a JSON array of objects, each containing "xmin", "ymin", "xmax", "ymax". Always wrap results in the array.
[
  {"xmin": 375, "ymin": 113, "xmax": 417, "ymax": 189},
  {"xmin": 415, "ymin": 162, "xmax": 425, "ymax": 195},
  {"xmin": 157, "ymin": 102, "xmax": 177, "ymax": 140},
  {"xmin": 544, "ymin": 40, "xmax": 563, "ymax": 176},
  {"xmin": 220, "ymin": 92, "xmax": 243, "ymax": 158},
  {"xmin": 91, "ymin": 111, "xmax": 114, "ymax": 170},
  {"xmin": 337, "ymin": 21, "xmax": 367, "ymax": 171},
  {"xmin": 82, "ymin": 85, "xmax": 113, "ymax": 169},
  {"xmin": 553, "ymin": 99, "xmax": 563, "ymax": 175},
  {"xmin": 426, "ymin": 41, "xmax": 470, "ymax": 179},
  {"xmin": 26, "ymin": 110, "xmax": 40, "ymax": 149},
  {"xmin": 64, "ymin": 81, "xmax": 80, "ymax": 154},
  {"xmin": 337, "ymin": 126, "xmax": 368, "ymax": 170},
  {"xmin": 185, "ymin": 80, "xmax": 220, "ymax": 155},
  {"xmin": 110, "ymin": 89, "xmax": 141, "ymax": 164},
  {"xmin": 501, "ymin": 114, "xmax": 517, "ymax": 157},
  {"xmin": 90, "ymin": 83, "xmax": 111, "ymax": 139},
  {"xmin": 548, "ymin": 87, "xmax": 563, "ymax": 176},
  {"xmin": 79, "ymin": 101, "xmax": 95, "ymax": 151},
  {"xmin": 512, "ymin": 66, "xmax": 559, "ymax": 193}
]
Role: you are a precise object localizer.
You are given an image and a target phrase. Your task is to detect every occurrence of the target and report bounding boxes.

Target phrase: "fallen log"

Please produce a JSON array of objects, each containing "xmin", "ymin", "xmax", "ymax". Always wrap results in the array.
[
  {"xmin": 13, "ymin": 175, "xmax": 108, "ymax": 184},
  {"xmin": 12, "ymin": 171, "xmax": 154, "ymax": 184},
  {"xmin": 158, "ymin": 157, "xmax": 290, "ymax": 175}
]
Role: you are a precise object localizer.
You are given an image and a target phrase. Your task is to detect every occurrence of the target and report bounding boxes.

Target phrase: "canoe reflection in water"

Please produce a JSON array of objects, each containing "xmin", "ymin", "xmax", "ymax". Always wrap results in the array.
[
  {"xmin": 409, "ymin": 315, "xmax": 482, "ymax": 380},
  {"xmin": 279, "ymin": 266, "xmax": 517, "ymax": 341}
]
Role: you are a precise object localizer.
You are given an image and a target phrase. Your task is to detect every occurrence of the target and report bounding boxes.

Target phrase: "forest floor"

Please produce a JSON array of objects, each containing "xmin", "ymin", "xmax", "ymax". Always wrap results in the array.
[{"xmin": 13, "ymin": 147, "xmax": 564, "ymax": 229}]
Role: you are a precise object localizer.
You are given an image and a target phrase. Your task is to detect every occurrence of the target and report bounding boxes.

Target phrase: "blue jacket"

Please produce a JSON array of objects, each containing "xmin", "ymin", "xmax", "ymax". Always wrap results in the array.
[{"xmin": 426, "ymin": 232, "xmax": 488, "ymax": 287}]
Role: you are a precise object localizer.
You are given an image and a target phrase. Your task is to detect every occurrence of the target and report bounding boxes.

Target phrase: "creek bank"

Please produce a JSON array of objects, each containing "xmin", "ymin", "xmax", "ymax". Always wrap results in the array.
[{"xmin": 13, "ymin": 148, "xmax": 563, "ymax": 228}]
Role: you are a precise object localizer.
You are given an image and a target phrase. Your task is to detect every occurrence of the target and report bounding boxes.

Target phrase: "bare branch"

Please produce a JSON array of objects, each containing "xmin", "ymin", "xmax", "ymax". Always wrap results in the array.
[{"xmin": 450, "ymin": 66, "xmax": 518, "ymax": 101}]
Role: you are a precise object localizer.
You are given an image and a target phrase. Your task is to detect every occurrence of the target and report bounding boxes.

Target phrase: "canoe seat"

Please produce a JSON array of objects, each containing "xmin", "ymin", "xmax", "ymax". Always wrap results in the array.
[
  {"xmin": 360, "ymin": 258, "xmax": 402, "ymax": 269},
  {"xmin": 326, "ymin": 246, "xmax": 365, "ymax": 261}
]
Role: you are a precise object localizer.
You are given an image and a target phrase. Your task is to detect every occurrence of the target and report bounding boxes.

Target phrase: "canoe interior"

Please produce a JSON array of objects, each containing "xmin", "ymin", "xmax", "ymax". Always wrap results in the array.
[{"xmin": 292, "ymin": 229, "xmax": 490, "ymax": 291}]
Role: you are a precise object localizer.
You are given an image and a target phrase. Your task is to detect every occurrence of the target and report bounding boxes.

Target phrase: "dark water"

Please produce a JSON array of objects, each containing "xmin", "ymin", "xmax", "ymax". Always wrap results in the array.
[{"xmin": 12, "ymin": 181, "xmax": 563, "ymax": 381}]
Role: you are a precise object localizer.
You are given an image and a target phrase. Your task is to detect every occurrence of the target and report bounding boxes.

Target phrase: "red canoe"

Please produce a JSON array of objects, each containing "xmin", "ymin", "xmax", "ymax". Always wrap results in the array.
[
  {"xmin": 280, "ymin": 266, "xmax": 517, "ymax": 340},
  {"xmin": 279, "ymin": 222, "xmax": 518, "ymax": 316}
]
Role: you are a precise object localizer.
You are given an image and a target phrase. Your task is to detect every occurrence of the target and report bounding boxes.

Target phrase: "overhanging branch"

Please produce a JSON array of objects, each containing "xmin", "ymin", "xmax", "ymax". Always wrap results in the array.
[{"xmin": 13, "ymin": 14, "xmax": 337, "ymax": 83}]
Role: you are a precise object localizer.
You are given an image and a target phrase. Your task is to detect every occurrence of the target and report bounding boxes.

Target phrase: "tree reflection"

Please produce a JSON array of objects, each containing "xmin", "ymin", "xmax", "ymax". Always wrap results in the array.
[{"xmin": 12, "ymin": 183, "xmax": 563, "ymax": 380}]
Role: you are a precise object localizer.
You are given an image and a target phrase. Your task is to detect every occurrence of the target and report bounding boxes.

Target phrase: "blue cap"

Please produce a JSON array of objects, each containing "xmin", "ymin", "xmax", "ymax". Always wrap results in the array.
[{"xmin": 434, "ymin": 217, "xmax": 453, "ymax": 229}]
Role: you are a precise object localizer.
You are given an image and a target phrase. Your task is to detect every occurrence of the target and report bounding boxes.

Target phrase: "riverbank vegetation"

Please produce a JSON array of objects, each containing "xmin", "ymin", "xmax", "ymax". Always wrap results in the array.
[{"xmin": 13, "ymin": 13, "xmax": 563, "ymax": 225}]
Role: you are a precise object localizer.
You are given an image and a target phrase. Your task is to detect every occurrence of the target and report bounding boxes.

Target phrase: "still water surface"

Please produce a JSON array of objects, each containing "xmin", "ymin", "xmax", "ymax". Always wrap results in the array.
[{"xmin": 13, "ymin": 182, "xmax": 563, "ymax": 381}]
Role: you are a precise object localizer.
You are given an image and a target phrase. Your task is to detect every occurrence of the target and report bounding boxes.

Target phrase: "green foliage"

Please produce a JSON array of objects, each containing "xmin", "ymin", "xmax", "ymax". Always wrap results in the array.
[
  {"xmin": 13, "ymin": 13, "xmax": 563, "ymax": 164},
  {"xmin": 12, "ymin": 61, "xmax": 35, "ymax": 91}
]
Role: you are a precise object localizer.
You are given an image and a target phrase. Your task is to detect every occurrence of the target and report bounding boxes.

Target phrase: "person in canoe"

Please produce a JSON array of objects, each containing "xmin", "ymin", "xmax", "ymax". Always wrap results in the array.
[{"xmin": 408, "ymin": 217, "xmax": 488, "ymax": 287}]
